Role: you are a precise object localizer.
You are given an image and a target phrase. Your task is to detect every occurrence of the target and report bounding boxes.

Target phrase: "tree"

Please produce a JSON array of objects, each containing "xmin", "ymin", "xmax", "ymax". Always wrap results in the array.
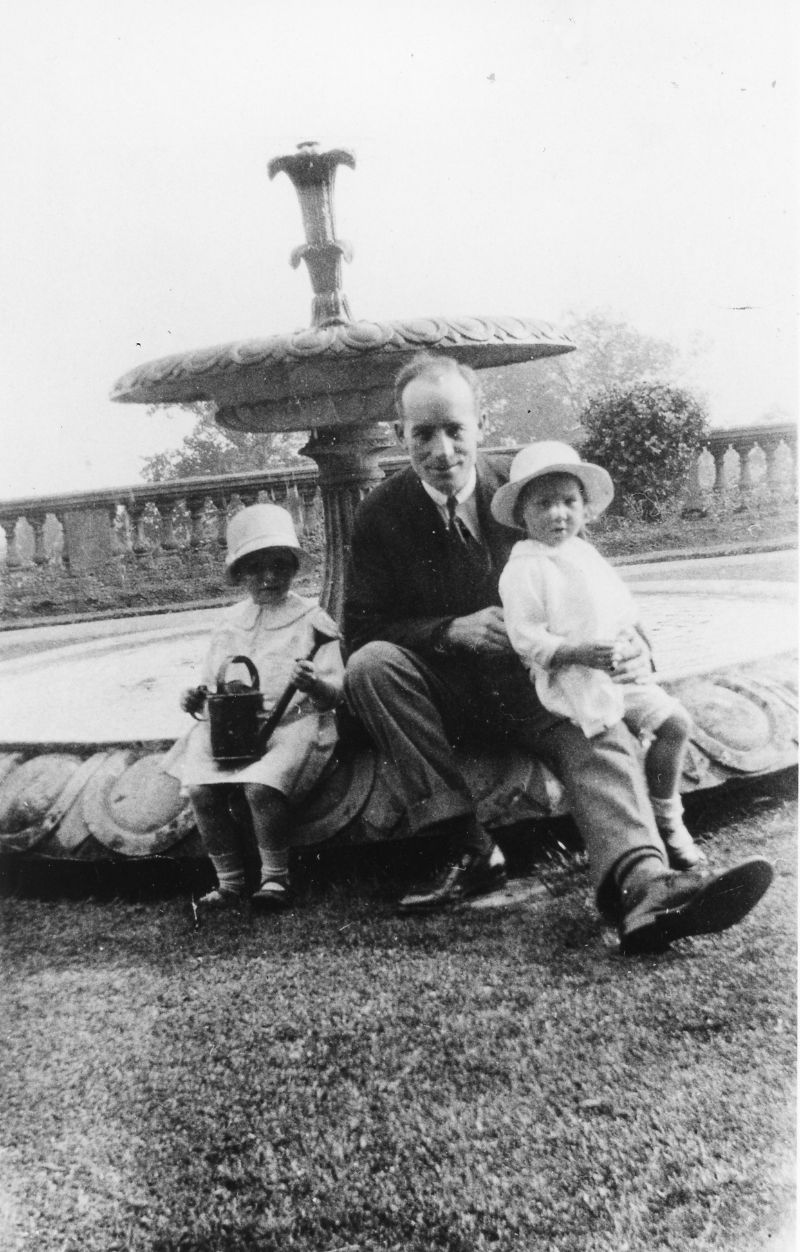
[
  {"xmin": 580, "ymin": 383, "xmax": 709, "ymax": 517},
  {"xmin": 480, "ymin": 309, "xmax": 705, "ymax": 447},
  {"xmin": 141, "ymin": 404, "xmax": 309, "ymax": 482}
]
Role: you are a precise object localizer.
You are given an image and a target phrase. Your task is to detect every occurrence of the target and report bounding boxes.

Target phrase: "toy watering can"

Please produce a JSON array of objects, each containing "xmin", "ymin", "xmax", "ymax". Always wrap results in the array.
[
  {"xmin": 193, "ymin": 627, "xmax": 335, "ymax": 767},
  {"xmin": 202, "ymin": 655, "xmax": 265, "ymax": 766}
]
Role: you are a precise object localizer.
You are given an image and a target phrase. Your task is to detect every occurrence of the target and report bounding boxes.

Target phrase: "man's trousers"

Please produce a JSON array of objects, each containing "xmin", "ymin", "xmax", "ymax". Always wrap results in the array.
[{"xmin": 344, "ymin": 641, "xmax": 667, "ymax": 921}]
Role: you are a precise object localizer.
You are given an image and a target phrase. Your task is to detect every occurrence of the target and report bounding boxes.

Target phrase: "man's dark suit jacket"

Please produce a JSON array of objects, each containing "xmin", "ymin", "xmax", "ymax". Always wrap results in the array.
[{"xmin": 343, "ymin": 453, "xmax": 520, "ymax": 661}]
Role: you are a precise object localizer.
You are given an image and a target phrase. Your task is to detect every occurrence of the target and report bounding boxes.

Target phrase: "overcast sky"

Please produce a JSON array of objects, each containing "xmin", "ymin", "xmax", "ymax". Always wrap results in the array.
[{"xmin": 0, "ymin": 0, "xmax": 796, "ymax": 499}]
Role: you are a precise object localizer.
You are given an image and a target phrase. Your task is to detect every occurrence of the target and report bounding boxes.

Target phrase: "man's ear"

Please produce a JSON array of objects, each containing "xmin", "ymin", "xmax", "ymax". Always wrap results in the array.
[
  {"xmin": 393, "ymin": 420, "xmax": 407, "ymax": 446},
  {"xmin": 476, "ymin": 411, "xmax": 487, "ymax": 443}
]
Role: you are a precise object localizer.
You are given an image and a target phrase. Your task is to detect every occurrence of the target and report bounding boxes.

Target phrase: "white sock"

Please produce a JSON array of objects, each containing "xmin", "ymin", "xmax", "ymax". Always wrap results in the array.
[
  {"xmin": 650, "ymin": 795, "xmax": 685, "ymax": 829},
  {"xmin": 258, "ymin": 845, "xmax": 290, "ymax": 884},
  {"xmin": 209, "ymin": 852, "xmax": 246, "ymax": 895}
]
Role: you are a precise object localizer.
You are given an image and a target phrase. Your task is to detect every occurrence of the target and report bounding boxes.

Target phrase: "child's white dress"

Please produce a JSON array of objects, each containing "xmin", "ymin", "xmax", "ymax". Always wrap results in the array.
[
  {"xmin": 499, "ymin": 535, "xmax": 677, "ymax": 739},
  {"xmin": 163, "ymin": 591, "xmax": 342, "ymax": 799}
]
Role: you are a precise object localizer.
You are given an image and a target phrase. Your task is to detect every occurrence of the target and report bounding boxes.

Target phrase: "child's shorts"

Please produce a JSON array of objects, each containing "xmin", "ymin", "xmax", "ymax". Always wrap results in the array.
[{"xmin": 622, "ymin": 684, "xmax": 686, "ymax": 739}]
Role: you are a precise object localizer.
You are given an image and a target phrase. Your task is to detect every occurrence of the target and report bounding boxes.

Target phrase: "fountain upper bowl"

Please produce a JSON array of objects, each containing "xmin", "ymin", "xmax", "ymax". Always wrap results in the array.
[{"xmin": 110, "ymin": 314, "xmax": 576, "ymax": 433}]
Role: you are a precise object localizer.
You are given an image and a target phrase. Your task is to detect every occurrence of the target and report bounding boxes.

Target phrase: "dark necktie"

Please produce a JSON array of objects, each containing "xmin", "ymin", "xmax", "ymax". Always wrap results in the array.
[
  {"xmin": 446, "ymin": 495, "xmax": 473, "ymax": 546},
  {"xmin": 445, "ymin": 496, "xmax": 491, "ymax": 580}
]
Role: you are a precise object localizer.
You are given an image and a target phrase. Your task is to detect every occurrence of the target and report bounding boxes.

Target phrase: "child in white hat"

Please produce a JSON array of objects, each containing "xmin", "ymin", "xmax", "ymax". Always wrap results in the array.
[
  {"xmin": 163, "ymin": 503, "xmax": 343, "ymax": 910},
  {"xmin": 491, "ymin": 441, "xmax": 702, "ymax": 870}
]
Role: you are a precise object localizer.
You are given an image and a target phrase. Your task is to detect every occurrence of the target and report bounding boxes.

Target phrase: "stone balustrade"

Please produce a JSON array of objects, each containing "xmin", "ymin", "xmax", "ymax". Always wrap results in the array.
[
  {"xmin": 684, "ymin": 422, "xmax": 797, "ymax": 504},
  {"xmin": 0, "ymin": 466, "xmax": 325, "ymax": 574},
  {"xmin": 0, "ymin": 423, "xmax": 795, "ymax": 579}
]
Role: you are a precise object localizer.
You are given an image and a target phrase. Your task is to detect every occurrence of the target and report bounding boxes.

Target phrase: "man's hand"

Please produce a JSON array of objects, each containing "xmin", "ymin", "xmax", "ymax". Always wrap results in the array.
[{"xmin": 445, "ymin": 607, "xmax": 514, "ymax": 657}]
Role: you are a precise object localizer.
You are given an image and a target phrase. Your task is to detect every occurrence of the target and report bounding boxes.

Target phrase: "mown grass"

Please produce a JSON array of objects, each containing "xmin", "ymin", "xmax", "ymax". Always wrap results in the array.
[
  {"xmin": 593, "ymin": 489, "xmax": 796, "ymax": 560},
  {"xmin": 0, "ymin": 775, "xmax": 796, "ymax": 1252}
]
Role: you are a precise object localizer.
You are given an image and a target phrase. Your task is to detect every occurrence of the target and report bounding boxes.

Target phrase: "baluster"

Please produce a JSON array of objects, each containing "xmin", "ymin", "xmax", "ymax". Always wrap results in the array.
[
  {"xmin": 768, "ymin": 439, "xmax": 794, "ymax": 493},
  {"xmin": 31, "ymin": 514, "xmax": 48, "ymax": 566},
  {"xmin": 285, "ymin": 482, "xmax": 304, "ymax": 531},
  {"xmin": 708, "ymin": 447, "xmax": 725, "ymax": 493},
  {"xmin": 214, "ymin": 498, "xmax": 229, "ymax": 547},
  {"xmin": 268, "ymin": 479, "xmax": 288, "ymax": 507},
  {"xmin": 695, "ymin": 447, "xmax": 715, "ymax": 493},
  {"xmin": 739, "ymin": 442, "xmax": 759, "ymax": 492},
  {"xmin": 186, "ymin": 495, "xmax": 207, "ymax": 549},
  {"xmin": 127, "ymin": 502, "xmax": 150, "ymax": 555},
  {"xmin": 297, "ymin": 480, "xmax": 320, "ymax": 532},
  {"xmin": 50, "ymin": 512, "xmax": 67, "ymax": 568},
  {"xmin": 158, "ymin": 503, "xmax": 179, "ymax": 551},
  {"xmin": 110, "ymin": 505, "xmax": 127, "ymax": 555},
  {"xmin": 4, "ymin": 517, "xmax": 23, "ymax": 568}
]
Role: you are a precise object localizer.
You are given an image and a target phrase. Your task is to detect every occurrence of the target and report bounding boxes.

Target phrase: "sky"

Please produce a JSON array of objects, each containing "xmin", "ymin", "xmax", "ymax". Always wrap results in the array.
[{"xmin": 0, "ymin": 0, "xmax": 796, "ymax": 500}]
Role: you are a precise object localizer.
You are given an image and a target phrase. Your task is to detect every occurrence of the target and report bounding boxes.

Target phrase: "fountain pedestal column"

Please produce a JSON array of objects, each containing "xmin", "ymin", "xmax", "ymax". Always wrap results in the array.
[{"xmin": 300, "ymin": 421, "xmax": 392, "ymax": 619}]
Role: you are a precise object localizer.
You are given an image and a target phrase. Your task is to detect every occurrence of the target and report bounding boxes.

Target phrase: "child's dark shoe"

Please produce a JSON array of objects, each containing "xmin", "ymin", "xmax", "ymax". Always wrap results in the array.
[
  {"xmin": 198, "ymin": 887, "xmax": 245, "ymax": 910},
  {"xmin": 252, "ymin": 878, "xmax": 294, "ymax": 910}
]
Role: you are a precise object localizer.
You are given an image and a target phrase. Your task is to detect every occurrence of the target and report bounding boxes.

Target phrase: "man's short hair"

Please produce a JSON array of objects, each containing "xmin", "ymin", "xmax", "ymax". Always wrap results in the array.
[{"xmin": 393, "ymin": 352, "xmax": 483, "ymax": 421}]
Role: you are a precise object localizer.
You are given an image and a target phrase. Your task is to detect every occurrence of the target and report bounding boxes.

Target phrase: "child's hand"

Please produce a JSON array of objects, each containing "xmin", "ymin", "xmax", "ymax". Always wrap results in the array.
[
  {"xmin": 291, "ymin": 658, "xmax": 342, "ymax": 709},
  {"xmin": 181, "ymin": 685, "xmax": 208, "ymax": 715},
  {"xmin": 555, "ymin": 640, "xmax": 619, "ymax": 671},
  {"xmin": 291, "ymin": 658, "xmax": 319, "ymax": 693},
  {"xmin": 609, "ymin": 628, "xmax": 653, "ymax": 685}
]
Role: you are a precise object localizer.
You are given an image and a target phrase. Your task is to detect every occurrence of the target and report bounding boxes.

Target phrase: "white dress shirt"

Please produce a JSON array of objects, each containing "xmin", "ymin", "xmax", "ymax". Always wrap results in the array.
[{"xmin": 420, "ymin": 467, "xmax": 482, "ymax": 542}]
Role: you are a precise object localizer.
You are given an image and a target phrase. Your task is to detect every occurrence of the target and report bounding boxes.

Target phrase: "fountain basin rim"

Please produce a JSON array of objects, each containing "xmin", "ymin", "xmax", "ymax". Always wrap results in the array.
[{"xmin": 110, "ymin": 314, "xmax": 576, "ymax": 409}]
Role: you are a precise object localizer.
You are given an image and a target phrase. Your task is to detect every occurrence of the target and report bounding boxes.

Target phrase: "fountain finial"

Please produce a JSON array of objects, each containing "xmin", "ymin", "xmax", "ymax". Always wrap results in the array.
[{"xmin": 268, "ymin": 141, "xmax": 356, "ymax": 327}]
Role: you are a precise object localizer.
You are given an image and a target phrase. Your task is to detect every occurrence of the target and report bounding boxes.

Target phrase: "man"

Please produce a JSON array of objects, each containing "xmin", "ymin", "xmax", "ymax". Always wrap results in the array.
[{"xmin": 342, "ymin": 353, "xmax": 772, "ymax": 954}]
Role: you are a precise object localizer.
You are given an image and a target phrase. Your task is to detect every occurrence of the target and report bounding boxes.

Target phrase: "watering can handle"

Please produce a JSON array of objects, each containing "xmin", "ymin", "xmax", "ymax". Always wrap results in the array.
[
  {"xmin": 215, "ymin": 655, "xmax": 260, "ymax": 693},
  {"xmin": 257, "ymin": 627, "xmax": 335, "ymax": 751}
]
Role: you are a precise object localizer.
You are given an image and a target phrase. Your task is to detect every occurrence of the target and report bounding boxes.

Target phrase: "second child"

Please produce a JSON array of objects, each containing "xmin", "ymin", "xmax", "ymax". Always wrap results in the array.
[
  {"xmin": 492, "ymin": 441, "xmax": 703, "ymax": 870},
  {"xmin": 163, "ymin": 504, "xmax": 343, "ymax": 911}
]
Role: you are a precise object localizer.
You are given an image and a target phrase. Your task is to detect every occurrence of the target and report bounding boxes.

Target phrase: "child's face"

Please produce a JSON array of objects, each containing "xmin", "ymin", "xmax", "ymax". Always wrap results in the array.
[
  {"xmin": 237, "ymin": 548, "xmax": 297, "ymax": 606},
  {"xmin": 517, "ymin": 473, "xmax": 587, "ymax": 546}
]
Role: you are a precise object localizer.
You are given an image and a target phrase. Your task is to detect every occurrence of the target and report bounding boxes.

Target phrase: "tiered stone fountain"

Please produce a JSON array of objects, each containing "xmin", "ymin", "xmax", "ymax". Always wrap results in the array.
[{"xmin": 0, "ymin": 144, "xmax": 795, "ymax": 863}]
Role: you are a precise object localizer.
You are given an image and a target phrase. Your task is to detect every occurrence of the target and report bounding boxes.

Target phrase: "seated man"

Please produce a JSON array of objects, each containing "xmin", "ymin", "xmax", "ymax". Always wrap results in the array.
[{"xmin": 342, "ymin": 351, "xmax": 772, "ymax": 955}]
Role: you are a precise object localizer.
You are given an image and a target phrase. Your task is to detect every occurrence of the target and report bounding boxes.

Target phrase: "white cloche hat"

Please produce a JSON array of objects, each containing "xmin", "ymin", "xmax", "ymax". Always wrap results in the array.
[
  {"xmin": 491, "ymin": 441, "xmax": 614, "ymax": 527},
  {"xmin": 225, "ymin": 503, "xmax": 311, "ymax": 573}
]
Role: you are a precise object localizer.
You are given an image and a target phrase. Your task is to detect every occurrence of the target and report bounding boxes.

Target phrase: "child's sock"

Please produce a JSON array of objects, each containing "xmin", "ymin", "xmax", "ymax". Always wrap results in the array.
[
  {"xmin": 209, "ymin": 852, "xmax": 247, "ymax": 896},
  {"xmin": 650, "ymin": 795, "xmax": 704, "ymax": 870},
  {"xmin": 257, "ymin": 845, "xmax": 290, "ymax": 887}
]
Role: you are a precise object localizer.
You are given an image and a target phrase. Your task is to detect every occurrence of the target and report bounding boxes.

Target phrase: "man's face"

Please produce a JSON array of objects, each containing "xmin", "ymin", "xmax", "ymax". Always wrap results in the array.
[{"xmin": 395, "ymin": 372, "xmax": 484, "ymax": 496}]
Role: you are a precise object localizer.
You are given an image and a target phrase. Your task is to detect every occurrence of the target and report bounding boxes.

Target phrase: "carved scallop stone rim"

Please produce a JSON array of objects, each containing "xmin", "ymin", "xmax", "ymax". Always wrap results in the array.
[
  {"xmin": 0, "ymin": 652, "xmax": 795, "ymax": 861},
  {"xmin": 110, "ymin": 315, "xmax": 576, "ymax": 406}
]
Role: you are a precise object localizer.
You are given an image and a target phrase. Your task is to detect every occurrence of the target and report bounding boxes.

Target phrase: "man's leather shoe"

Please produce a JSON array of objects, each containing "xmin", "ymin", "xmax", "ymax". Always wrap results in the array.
[
  {"xmin": 397, "ymin": 845, "xmax": 507, "ymax": 914},
  {"xmin": 619, "ymin": 857, "xmax": 773, "ymax": 955}
]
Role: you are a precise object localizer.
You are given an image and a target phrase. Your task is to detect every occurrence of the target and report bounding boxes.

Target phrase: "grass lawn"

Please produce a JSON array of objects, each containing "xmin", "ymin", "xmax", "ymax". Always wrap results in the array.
[{"xmin": 0, "ymin": 773, "xmax": 796, "ymax": 1252}]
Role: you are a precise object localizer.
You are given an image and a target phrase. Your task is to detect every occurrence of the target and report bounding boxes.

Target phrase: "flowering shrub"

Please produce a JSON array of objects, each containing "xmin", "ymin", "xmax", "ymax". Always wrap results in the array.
[{"xmin": 580, "ymin": 384, "xmax": 709, "ymax": 518}]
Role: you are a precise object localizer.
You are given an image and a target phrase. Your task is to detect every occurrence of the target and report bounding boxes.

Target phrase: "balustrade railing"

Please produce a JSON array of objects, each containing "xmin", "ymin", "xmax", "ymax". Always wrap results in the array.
[
  {"xmin": 683, "ymin": 423, "xmax": 797, "ymax": 506},
  {"xmin": 0, "ymin": 466, "xmax": 323, "ymax": 574},
  {"xmin": 0, "ymin": 424, "xmax": 795, "ymax": 580}
]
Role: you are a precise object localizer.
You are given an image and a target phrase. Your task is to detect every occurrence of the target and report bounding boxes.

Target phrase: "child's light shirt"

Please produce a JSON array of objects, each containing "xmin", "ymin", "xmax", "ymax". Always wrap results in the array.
[
  {"xmin": 163, "ymin": 591, "xmax": 343, "ymax": 796},
  {"xmin": 499, "ymin": 535, "xmax": 640, "ymax": 737}
]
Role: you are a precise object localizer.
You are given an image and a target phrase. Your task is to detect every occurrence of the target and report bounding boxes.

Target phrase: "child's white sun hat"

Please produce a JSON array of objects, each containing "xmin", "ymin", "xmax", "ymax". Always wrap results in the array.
[
  {"xmin": 491, "ymin": 441, "xmax": 615, "ymax": 527},
  {"xmin": 225, "ymin": 503, "xmax": 312, "ymax": 572}
]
